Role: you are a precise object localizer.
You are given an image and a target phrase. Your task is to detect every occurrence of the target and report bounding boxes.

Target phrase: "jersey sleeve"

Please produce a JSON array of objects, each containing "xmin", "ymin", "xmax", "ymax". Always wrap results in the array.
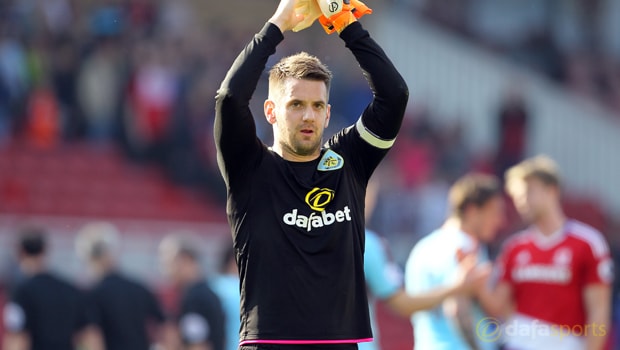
[
  {"xmin": 329, "ymin": 22, "xmax": 408, "ymax": 181},
  {"xmin": 364, "ymin": 231, "xmax": 402, "ymax": 300},
  {"xmin": 75, "ymin": 288, "xmax": 94, "ymax": 331},
  {"xmin": 495, "ymin": 241, "xmax": 516, "ymax": 286},
  {"xmin": 84, "ymin": 289, "xmax": 102, "ymax": 327},
  {"xmin": 3, "ymin": 285, "xmax": 30, "ymax": 333},
  {"xmin": 405, "ymin": 242, "xmax": 439, "ymax": 294},
  {"xmin": 3, "ymin": 301, "xmax": 27, "ymax": 333},
  {"xmin": 144, "ymin": 286, "xmax": 166, "ymax": 323},
  {"xmin": 179, "ymin": 290, "xmax": 226, "ymax": 348},
  {"xmin": 214, "ymin": 22, "xmax": 283, "ymax": 187},
  {"xmin": 581, "ymin": 234, "xmax": 614, "ymax": 286}
]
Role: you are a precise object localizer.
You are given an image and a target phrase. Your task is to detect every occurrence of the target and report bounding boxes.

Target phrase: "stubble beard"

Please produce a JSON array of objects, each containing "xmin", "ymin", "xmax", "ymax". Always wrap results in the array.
[{"xmin": 283, "ymin": 132, "xmax": 323, "ymax": 157}]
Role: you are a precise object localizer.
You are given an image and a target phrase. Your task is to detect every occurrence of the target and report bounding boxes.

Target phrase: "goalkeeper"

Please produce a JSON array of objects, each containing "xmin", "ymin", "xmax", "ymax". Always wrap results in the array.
[{"xmin": 214, "ymin": 0, "xmax": 408, "ymax": 349}]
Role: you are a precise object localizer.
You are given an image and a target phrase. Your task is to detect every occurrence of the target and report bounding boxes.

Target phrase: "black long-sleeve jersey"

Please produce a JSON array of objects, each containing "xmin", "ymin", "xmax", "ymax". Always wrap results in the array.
[
  {"xmin": 214, "ymin": 21, "xmax": 408, "ymax": 345},
  {"xmin": 4, "ymin": 272, "xmax": 91, "ymax": 350},
  {"xmin": 87, "ymin": 272, "xmax": 166, "ymax": 350}
]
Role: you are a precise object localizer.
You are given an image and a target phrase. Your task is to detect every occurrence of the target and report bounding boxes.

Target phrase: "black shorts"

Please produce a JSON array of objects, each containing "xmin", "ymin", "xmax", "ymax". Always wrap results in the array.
[{"xmin": 239, "ymin": 344, "xmax": 358, "ymax": 350}]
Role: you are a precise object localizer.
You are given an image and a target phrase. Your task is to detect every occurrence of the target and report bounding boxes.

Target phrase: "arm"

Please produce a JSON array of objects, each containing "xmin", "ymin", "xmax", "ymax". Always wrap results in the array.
[
  {"xmin": 386, "ymin": 251, "xmax": 489, "ymax": 317},
  {"xmin": 475, "ymin": 273, "xmax": 514, "ymax": 320},
  {"xmin": 476, "ymin": 242, "xmax": 516, "ymax": 320},
  {"xmin": 187, "ymin": 344, "xmax": 212, "ymax": 350},
  {"xmin": 214, "ymin": 0, "xmax": 302, "ymax": 185},
  {"xmin": 335, "ymin": 22, "xmax": 408, "ymax": 178},
  {"xmin": 75, "ymin": 325, "xmax": 105, "ymax": 350},
  {"xmin": 2, "ymin": 332, "xmax": 29, "ymax": 350},
  {"xmin": 145, "ymin": 286, "xmax": 171, "ymax": 348},
  {"xmin": 383, "ymin": 285, "xmax": 462, "ymax": 318},
  {"xmin": 444, "ymin": 296, "xmax": 480, "ymax": 350},
  {"xmin": 341, "ymin": 23, "xmax": 408, "ymax": 141},
  {"xmin": 583, "ymin": 284, "xmax": 611, "ymax": 350},
  {"xmin": 580, "ymin": 231, "xmax": 614, "ymax": 350},
  {"xmin": 3, "ymin": 300, "xmax": 30, "ymax": 350}
]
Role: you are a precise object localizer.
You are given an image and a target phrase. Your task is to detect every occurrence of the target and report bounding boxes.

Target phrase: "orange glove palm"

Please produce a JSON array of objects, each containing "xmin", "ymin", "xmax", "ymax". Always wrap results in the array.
[{"xmin": 317, "ymin": 0, "xmax": 373, "ymax": 35}]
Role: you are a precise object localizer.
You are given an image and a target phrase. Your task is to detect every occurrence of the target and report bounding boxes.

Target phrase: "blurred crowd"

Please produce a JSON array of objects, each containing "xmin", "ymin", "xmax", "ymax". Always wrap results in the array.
[
  {"xmin": 402, "ymin": 0, "xmax": 620, "ymax": 116},
  {"xmin": 0, "ymin": 0, "xmax": 253, "ymax": 202}
]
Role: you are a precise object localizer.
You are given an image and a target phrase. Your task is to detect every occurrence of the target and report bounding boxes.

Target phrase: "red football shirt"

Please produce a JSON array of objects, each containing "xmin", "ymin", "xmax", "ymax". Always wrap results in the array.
[{"xmin": 497, "ymin": 220, "xmax": 613, "ymax": 328}]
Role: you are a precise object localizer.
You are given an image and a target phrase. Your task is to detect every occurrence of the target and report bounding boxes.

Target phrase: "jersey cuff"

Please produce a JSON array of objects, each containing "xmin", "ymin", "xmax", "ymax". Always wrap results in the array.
[{"xmin": 355, "ymin": 118, "xmax": 395, "ymax": 149}]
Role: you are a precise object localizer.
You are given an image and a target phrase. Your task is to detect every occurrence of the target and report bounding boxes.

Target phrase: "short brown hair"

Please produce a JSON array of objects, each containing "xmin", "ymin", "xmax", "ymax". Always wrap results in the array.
[
  {"xmin": 269, "ymin": 52, "xmax": 332, "ymax": 98},
  {"xmin": 505, "ymin": 155, "xmax": 561, "ymax": 189},
  {"xmin": 448, "ymin": 173, "xmax": 502, "ymax": 218}
]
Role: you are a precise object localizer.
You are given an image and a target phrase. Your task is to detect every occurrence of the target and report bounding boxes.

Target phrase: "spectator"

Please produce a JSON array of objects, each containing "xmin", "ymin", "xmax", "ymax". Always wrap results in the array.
[
  {"xmin": 210, "ymin": 244, "xmax": 241, "ymax": 350},
  {"xmin": 77, "ymin": 39, "xmax": 123, "ymax": 144},
  {"xmin": 159, "ymin": 234, "xmax": 226, "ymax": 350},
  {"xmin": 2, "ymin": 226, "xmax": 98, "ymax": 350},
  {"xmin": 494, "ymin": 88, "xmax": 529, "ymax": 176},
  {"xmin": 75, "ymin": 221, "xmax": 171, "ymax": 350}
]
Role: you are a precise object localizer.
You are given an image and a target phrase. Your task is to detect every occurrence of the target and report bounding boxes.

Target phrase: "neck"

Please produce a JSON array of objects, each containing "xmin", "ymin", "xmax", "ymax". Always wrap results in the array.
[
  {"xmin": 92, "ymin": 259, "xmax": 115, "ymax": 278},
  {"xmin": 534, "ymin": 206, "xmax": 566, "ymax": 236},
  {"xmin": 180, "ymin": 266, "xmax": 202, "ymax": 287},
  {"xmin": 20, "ymin": 257, "xmax": 45, "ymax": 275},
  {"xmin": 444, "ymin": 217, "xmax": 478, "ymax": 242},
  {"xmin": 272, "ymin": 143, "xmax": 321, "ymax": 162}
]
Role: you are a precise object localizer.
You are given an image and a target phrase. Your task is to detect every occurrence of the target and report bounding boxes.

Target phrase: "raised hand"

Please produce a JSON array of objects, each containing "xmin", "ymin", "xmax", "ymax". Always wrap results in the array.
[
  {"xmin": 292, "ymin": 0, "xmax": 323, "ymax": 32},
  {"xmin": 269, "ymin": 0, "xmax": 306, "ymax": 33},
  {"xmin": 454, "ymin": 247, "xmax": 492, "ymax": 295}
]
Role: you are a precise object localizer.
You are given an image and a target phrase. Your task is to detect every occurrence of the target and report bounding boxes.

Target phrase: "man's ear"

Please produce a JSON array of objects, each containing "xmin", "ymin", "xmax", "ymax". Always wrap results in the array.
[
  {"xmin": 324, "ymin": 104, "xmax": 331, "ymax": 129},
  {"xmin": 264, "ymin": 99, "xmax": 277, "ymax": 125}
]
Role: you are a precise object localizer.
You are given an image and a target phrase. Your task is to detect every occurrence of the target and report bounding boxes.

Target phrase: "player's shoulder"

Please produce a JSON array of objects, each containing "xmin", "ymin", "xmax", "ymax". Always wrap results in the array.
[
  {"xmin": 36, "ymin": 272, "xmax": 85, "ymax": 298},
  {"xmin": 325, "ymin": 123, "xmax": 382, "ymax": 153},
  {"xmin": 564, "ymin": 220, "xmax": 609, "ymax": 257},
  {"xmin": 114, "ymin": 273, "xmax": 153, "ymax": 294},
  {"xmin": 407, "ymin": 229, "xmax": 451, "ymax": 261},
  {"xmin": 187, "ymin": 280, "xmax": 219, "ymax": 302},
  {"xmin": 38, "ymin": 271, "xmax": 75, "ymax": 287}
]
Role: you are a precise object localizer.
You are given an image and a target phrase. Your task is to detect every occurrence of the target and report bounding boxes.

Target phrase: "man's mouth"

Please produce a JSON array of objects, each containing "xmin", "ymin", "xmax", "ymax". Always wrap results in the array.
[{"xmin": 300, "ymin": 129, "xmax": 314, "ymax": 134}]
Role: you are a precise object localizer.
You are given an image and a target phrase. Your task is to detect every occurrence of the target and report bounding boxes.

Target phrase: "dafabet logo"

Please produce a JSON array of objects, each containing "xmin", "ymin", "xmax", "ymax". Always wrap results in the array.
[
  {"xmin": 283, "ymin": 187, "xmax": 351, "ymax": 232},
  {"xmin": 305, "ymin": 188, "xmax": 335, "ymax": 211}
]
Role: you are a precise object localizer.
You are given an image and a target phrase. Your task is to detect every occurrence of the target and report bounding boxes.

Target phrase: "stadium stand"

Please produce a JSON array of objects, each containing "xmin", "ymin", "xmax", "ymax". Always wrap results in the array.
[{"xmin": 0, "ymin": 141, "xmax": 225, "ymax": 222}]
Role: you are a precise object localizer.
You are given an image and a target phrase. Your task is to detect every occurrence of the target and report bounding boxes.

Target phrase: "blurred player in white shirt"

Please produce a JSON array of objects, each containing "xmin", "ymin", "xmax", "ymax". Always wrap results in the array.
[
  {"xmin": 405, "ymin": 173, "xmax": 505, "ymax": 350},
  {"xmin": 479, "ymin": 155, "xmax": 613, "ymax": 350},
  {"xmin": 361, "ymin": 177, "xmax": 488, "ymax": 350}
]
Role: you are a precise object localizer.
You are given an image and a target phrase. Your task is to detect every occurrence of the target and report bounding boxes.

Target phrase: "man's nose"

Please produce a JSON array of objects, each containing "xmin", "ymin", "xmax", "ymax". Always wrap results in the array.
[{"xmin": 302, "ymin": 107, "xmax": 316, "ymax": 121}]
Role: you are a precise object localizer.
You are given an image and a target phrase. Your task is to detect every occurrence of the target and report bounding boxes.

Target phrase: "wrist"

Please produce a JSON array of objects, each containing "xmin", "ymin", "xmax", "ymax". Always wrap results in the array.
[
  {"xmin": 268, "ymin": 17, "xmax": 287, "ymax": 33},
  {"xmin": 336, "ymin": 12, "xmax": 357, "ymax": 34}
]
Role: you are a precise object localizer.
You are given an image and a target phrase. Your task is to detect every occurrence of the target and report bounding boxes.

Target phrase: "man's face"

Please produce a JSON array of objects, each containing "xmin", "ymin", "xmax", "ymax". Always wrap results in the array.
[
  {"xmin": 507, "ymin": 177, "xmax": 556, "ymax": 222},
  {"xmin": 468, "ymin": 196, "xmax": 506, "ymax": 243},
  {"xmin": 266, "ymin": 78, "xmax": 331, "ymax": 159},
  {"xmin": 158, "ymin": 241, "xmax": 180, "ymax": 282}
]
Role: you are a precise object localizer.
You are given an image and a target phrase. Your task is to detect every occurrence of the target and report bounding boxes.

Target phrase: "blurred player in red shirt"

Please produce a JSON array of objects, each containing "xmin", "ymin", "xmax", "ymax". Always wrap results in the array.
[{"xmin": 479, "ymin": 155, "xmax": 613, "ymax": 350}]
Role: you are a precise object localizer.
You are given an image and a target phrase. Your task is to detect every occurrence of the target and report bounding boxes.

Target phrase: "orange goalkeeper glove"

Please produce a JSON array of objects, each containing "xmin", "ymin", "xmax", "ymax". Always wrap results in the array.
[
  {"xmin": 350, "ymin": 0, "xmax": 372, "ymax": 19},
  {"xmin": 317, "ymin": 0, "xmax": 373, "ymax": 35}
]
